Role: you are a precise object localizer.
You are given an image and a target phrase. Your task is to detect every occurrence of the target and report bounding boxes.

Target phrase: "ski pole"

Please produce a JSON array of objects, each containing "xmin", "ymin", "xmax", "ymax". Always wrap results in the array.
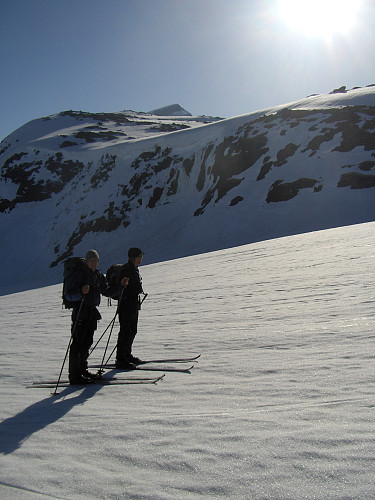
[
  {"xmin": 98, "ymin": 287, "xmax": 125, "ymax": 374},
  {"xmin": 100, "ymin": 292, "xmax": 148, "ymax": 369},
  {"xmin": 52, "ymin": 297, "xmax": 85, "ymax": 396},
  {"xmin": 101, "ymin": 343, "xmax": 117, "ymax": 368},
  {"xmin": 89, "ymin": 281, "xmax": 129, "ymax": 358},
  {"xmin": 88, "ymin": 313, "xmax": 117, "ymax": 357}
]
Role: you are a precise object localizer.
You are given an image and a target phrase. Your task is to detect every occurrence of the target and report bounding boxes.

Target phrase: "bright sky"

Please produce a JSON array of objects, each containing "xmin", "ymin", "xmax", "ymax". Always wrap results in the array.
[{"xmin": 1, "ymin": 0, "xmax": 374, "ymax": 141}]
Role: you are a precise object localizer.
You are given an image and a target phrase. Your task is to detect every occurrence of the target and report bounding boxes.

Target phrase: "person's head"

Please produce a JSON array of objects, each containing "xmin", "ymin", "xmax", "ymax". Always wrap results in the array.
[
  {"xmin": 85, "ymin": 249, "xmax": 99, "ymax": 271},
  {"xmin": 128, "ymin": 247, "xmax": 144, "ymax": 267}
]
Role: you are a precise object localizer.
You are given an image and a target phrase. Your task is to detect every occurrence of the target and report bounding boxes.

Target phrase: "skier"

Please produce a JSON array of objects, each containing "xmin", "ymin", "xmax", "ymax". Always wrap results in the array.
[
  {"xmin": 65, "ymin": 249, "xmax": 128, "ymax": 384},
  {"xmin": 115, "ymin": 247, "xmax": 145, "ymax": 368}
]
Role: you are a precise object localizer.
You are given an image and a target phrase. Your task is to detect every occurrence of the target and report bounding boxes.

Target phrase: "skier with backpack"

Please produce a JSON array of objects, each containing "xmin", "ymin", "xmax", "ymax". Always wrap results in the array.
[
  {"xmin": 63, "ymin": 249, "xmax": 128, "ymax": 385},
  {"xmin": 106, "ymin": 247, "xmax": 145, "ymax": 369}
]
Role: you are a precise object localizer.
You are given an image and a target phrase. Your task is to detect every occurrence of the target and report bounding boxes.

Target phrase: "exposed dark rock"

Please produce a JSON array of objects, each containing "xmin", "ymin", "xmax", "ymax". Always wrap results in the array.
[
  {"xmin": 149, "ymin": 123, "xmax": 190, "ymax": 132},
  {"xmin": 59, "ymin": 110, "xmax": 131, "ymax": 124},
  {"xmin": 359, "ymin": 161, "xmax": 375, "ymax": 171},
  {"xmin": 183, "ymin": 156, "xmax": 195, "ymax": 176},
  {"xmin": 330, "ymin": 86, "xmax": 347, "ymax": 94},
  {"xmin": 153, "ymin": 155, "xmax": 173, "ymax": 173},
  {"xmin": 131, "ymin": 147, "xmax": 162, "ymax": 169},
  {"xmin": 3, "ymin": 152, "xmax": 28, "ymax": 170},
  {"xmin": 167, "ymin": 169, "xmax": 180, "ymax": 196},
  {"xmin": 337, "ymin": 172, "xmax": 375, "ymax": 189},
  {"xmin": 73, "ymin": 130, "xmax": 125, "ymax": 143},
  {"xmin": 195, "ymin": 132, "xmax": 268, "ymax": 214},
  {"xmin": 275, "ymin": 143, "xmax": 299, "ymax": 166},
  {"xmin": 60, "ymin": 140, "xmax": 78, "ymax": 148},
  {"xmin": 1, "ymin": 152, "xmax": 85, "ymax": 211},
  {"xmin": 45, "ymin": 154, "xmax": 84, "ymax": 183},
  {"xmin": 51, "ymin": 209, "xmax": 126, "ymax": 267},
  {"xmin": 0, "ymin": 199, "xmax": 13, "ymax": 213},
  {"xmin": 211, "ymin": 134, "xmax": 268, "ymax": 185},
  {"xmin": 90, "ymin": 154, "xmax": 117, "ymax": 189},
  {"xmin": 230, "ymin": 196, "xmax": 243, "ymax": 206},
  {"xmin": 127, "ymin": 171, "xmax": 153, "ymax": 196},
  {"xmin": 196, "ymin": 144, "xmax": 214, "ymax": 192},
  {"xmin": 302, "ymin": 129, "xmax": 336, "ymax": 154},
  {"xmin": 267, "ymin": 178, "xmax": 318, "ymax": 203},
  {"xmin": 333, "ymin": 124, "xmax": 375, "ymax": 152},
  {"xmin": 148, "ymin": 187, "xmax": 164, "ymax": 208},
  {"xmin": 257, "ymin": 160, "xmax": 274, "ymax": 181}
]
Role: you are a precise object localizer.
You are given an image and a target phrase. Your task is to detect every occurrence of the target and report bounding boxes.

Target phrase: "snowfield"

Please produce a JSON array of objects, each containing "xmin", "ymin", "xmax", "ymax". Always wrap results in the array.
[{"xmin": 1, "ymin": 221, "xmax": 375, "ymax": 499}]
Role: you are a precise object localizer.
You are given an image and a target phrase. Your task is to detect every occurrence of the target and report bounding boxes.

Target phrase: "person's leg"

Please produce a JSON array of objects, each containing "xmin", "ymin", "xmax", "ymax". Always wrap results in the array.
[
  {"xmin": 116, "ymin": 309, "xmax": 137, "ymax": 367},
  {"xmin": 69, "ymin": 319, "xmax": 85, "ymax": 383},
  {"xmin": 80, "ymin": 317, "xmax": 96, "ymax": 377},
  {"xmin": 126, "ymin": 313, "xmax": 140, "ymax": 362}
]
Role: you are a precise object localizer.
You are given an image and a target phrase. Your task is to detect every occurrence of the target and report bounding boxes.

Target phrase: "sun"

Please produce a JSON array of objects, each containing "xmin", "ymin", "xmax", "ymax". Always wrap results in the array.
[{"xmin": 278, "ymin": 0, "xmax": 362, "ymax": 39}]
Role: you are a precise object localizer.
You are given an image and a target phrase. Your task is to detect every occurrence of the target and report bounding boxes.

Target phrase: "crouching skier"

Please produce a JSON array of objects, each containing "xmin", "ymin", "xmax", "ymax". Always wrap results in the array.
[{"xmin": 65, "ymin": 249, "xmax": 128, "ymax": 385}]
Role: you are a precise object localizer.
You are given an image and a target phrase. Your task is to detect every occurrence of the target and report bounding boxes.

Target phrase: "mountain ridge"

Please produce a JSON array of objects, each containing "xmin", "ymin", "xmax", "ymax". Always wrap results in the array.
[{"xmin": 1, "ymin": 86, "xmax": 375, "ymax": 295}]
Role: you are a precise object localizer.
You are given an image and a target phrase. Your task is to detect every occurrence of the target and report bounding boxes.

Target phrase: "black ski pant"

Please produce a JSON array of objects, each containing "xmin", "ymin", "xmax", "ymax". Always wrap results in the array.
[
  {"xmin": 116, "ymin": 308, "xmax": 139, "ymax": 363},
  {"xmin": 69, "ymin": 308, "xmax": 98, "ymax": 382}
]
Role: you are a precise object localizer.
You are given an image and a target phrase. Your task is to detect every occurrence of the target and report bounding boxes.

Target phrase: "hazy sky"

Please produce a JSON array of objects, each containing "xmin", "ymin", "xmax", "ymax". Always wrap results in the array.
[{"xmin": 1, "ymin": 0, "xmax": 374, "ymax": 141}]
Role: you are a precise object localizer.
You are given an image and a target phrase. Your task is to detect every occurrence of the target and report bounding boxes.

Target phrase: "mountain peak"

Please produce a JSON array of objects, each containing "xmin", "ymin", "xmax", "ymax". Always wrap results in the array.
[{"xmin": 148, "ymin": 104, "xmax": 192, "ymax": 117}]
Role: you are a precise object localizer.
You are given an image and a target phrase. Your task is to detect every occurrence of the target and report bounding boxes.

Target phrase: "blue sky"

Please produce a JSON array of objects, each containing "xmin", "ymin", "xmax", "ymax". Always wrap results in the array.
[{"xmin": 1, "ymin": 0, "xmax": 374, "ymax": 141}]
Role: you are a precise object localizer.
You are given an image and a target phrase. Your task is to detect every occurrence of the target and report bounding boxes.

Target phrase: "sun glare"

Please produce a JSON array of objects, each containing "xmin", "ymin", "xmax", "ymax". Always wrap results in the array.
[{"xmin": 278, "ymin": 0, "xmax": 362, "ymax": 38}]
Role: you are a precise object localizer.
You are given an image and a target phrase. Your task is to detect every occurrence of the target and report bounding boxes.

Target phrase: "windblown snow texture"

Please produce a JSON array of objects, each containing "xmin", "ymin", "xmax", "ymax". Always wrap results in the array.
[{"xmin": 0, "ymin": 222, "xmax": 375, "ymax": 498}]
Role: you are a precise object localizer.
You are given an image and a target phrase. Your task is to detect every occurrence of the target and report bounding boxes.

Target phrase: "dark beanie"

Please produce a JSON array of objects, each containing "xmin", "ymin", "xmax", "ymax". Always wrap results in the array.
[
  {"xmin": 128, "ymin": 247, "xmax": 144, "ymax": 259},
  {"xmin": 85, "ymin": 249, "xmax": 100, "ymax": 261}
]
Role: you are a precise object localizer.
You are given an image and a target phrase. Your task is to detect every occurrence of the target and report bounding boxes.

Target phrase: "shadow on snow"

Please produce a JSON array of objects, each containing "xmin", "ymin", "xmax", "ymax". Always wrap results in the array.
[{"xmin": 0, "ymin": 384, "xmax": 103, "ymax": 455}]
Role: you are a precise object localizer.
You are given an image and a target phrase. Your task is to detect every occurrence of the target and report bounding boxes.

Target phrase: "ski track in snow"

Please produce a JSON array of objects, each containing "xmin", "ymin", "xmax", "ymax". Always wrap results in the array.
[{"xmin": 0, "ymin": 222, "xmax": 375, "ymax": 499}]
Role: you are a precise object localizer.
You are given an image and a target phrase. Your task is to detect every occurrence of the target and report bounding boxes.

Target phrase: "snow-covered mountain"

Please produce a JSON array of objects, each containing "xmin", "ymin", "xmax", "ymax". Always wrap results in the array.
[{"xmin": 1, "ymin": 86, "xmax": 375, "ymax": 295}]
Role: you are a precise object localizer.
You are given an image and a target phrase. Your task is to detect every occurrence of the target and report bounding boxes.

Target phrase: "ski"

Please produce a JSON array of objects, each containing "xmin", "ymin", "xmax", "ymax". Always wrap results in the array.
[
  {"xmin": 31, "ymin": 375, "xmax": 162, "ymax": 385},
  {"xmin": 90, "ymin": 354, "xmax": 200, "ymax": 369},
  {"xmin": 135, "ymin": 364, "xmax": 194, "ymax": 373},
  {"xmin": 139, "ymin": 354, "xmax": 201, "ymax": 364},
  {"xmin": 28, "ymin": 374, "xmax": 165, "ymax": 388},
  {"xmin": 94, "ymin": 364, "xmax": 195, "ymax": 373}
]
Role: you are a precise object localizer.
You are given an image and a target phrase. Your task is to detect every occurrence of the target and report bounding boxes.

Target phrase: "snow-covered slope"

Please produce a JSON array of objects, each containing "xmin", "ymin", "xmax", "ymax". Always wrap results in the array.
[
  {"xmin": 0, "ymin": 222, "xmax": 374, "ymax": 499},
  {"xmin": 1, "ymin": 87, "xmax": 375, "ymax": 295}
]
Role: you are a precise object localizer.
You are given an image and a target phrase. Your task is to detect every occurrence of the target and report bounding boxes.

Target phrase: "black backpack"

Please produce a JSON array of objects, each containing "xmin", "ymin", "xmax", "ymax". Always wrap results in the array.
[
  {"xmin": 62, "ymin": 257, "xmax": 87, "ymax": 308},
  {"xmin": 106, "ymin": 264, "xmax": 125, "ymax": 301}
]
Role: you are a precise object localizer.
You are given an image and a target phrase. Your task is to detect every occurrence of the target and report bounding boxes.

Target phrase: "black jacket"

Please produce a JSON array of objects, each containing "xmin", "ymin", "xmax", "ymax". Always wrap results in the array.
[{"xmin": 119, "ymin": 262, "xmax": 144, "ymax": 312}]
